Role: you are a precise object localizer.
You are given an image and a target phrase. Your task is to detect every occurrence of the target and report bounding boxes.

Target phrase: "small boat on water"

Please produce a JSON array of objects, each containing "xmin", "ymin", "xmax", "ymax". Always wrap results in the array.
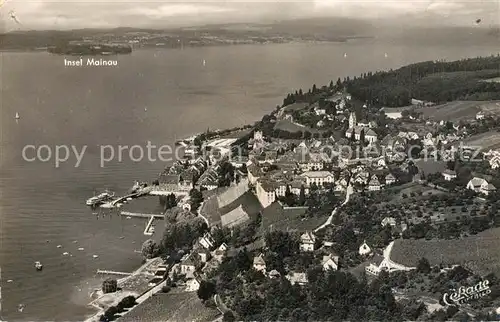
[
  {"xmin": 15, "ymin": 112, "xmax": 20, "ymax": 119},
  {"xmin": 34, "ymin": 261, "xmax": 43, "ymax": 271}
]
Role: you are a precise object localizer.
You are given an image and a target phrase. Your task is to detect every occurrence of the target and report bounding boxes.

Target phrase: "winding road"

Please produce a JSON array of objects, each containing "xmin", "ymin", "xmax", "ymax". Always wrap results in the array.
[{"xmin": 314, "ymin": 184, "xmax": 353, "ymax": 232}]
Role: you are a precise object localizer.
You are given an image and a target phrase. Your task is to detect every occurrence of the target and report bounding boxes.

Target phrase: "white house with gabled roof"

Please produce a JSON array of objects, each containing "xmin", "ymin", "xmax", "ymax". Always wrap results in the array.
[
  {"xmin": 359, "ymin": 241, "xmax": 372, "ymax": 256},
  {"xmin": 442, "ymin": 169, "xmax": 457, "ymax": 181},
  {"xmin": 322, "ymin": 254, "xmax": 339, "ymax": 271},
  {"xmin": 253, "ymin": 253, "xmax": 266, "ymax": 273},
  {"xmin": 300, "ymin": 232, "xmax": 316, "ymax": 252}
]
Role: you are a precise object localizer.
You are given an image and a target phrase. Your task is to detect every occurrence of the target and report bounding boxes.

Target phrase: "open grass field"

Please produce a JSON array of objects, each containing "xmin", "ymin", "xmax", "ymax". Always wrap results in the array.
[
  {"xmin": 122, "ymin": 291, "xmax": 220, "ymax": 322},
  {"xmin": 282, "ymin": 102, "xmax": 309, "ymax": 114},
  {"xmin": 391, "ymin": 227, "xmax": 500, "ymax": 277},
  {"xmin": 419, "ymin": 100, "xmax": 500, "ymax": 122},
  {"xmin": 260, "ymin": 202, "xmax": 328, "ymax": 232},
  {"xmin": 461, "ymin": 131, "xmax": 500, "ymax": 151},
  {"xmin": 119, "ymin": 274, "xmax": 152, "ymax": 295},
  {"xmin": 385, "ymin": 182, "xmax": 446, "ymax": 204},
  {"xmin": 274, "ymin": 119, "xmax": 318, "ymax": 133}
]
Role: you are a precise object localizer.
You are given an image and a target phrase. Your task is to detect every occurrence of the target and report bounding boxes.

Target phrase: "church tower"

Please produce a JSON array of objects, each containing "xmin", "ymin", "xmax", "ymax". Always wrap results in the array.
[{"xmin": 349, "ymin": 111, "xmax": 357, "ymax": 128}]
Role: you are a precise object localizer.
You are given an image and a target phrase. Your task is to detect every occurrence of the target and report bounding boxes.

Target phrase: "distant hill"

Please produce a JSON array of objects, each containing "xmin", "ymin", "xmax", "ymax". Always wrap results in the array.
[{"xmin": 1, "ymin": 17, "xmax": 498, "ymax": 50}]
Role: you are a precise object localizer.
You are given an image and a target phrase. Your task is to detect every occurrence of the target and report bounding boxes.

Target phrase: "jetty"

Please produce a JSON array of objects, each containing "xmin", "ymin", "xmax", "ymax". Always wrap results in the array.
[
  {"xmin": 120, "ymin": 212, "xmax": 163, "ymax": 236},
  {"xmin": 110, "ymin": 188, "xmax": 151, "ymax": 207},
  {"xmin": 148, "ymin": 190, "xmax": 188, "ymax": 197},
  {"xmin": 144, "ymin": 216, "xmax": 155, "ymax": 235},
  {"xmin": 120, "ymin": 211, "xmax": 163, "ymax": 219},
  {"xmin": 96, "ymin": 269, "xmax": 132, "ymax": 276}
]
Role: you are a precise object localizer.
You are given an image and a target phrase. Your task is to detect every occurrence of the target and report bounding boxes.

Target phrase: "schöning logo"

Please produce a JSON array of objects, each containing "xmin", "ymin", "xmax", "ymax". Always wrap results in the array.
[{"xmin": 442, "ymin": 280, "xmax": 491, "ymax": 306}]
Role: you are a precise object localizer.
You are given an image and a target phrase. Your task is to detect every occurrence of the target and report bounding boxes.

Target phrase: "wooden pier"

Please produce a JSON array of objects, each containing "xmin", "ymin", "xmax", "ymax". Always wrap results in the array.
[
  {"xmin": 144, "ymin": 216, "xmax": 155, "ymax": 235},
  {"xmin": 120, "ymin": 211, "xmax": 164, "ymax": 219},
  {"xmin": 96, "ymin": 269, "xmax": 132, "ymax": 276}
]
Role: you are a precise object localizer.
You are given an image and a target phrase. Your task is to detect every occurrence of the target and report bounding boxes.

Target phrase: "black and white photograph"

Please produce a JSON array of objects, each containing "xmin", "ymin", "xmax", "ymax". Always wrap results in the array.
[{"xmin": 1, "ymin": 0, "xmax": 500, "ymax": 321}]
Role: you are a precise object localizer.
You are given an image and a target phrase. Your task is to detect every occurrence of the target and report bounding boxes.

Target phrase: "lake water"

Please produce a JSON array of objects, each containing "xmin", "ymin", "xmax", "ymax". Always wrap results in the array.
[{"xmin": 0, "ymin": 40, "xmax": 499, "ymax": 321}]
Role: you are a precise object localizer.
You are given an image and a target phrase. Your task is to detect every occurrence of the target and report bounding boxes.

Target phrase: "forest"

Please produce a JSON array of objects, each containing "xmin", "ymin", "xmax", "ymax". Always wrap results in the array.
[
  {"xmin": 344, "ymin": 56, "xmax": 500, "ymax": 107},
  {"xmin": 281, "ymin": 55, "xmax": 500, "ymax": 108}
]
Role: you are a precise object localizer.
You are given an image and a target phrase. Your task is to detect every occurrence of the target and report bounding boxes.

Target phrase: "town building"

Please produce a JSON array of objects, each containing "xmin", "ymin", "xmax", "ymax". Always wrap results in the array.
[
  {"xmin": 255, "ymin": 179, "xmax": 277, "ymax": 208},
  {"xmin": 467, "ymin": 177, "xmax": 496, "ymax": 195},
  {"xmin": 359, "ymin": 241, "xmax": 372, "ymax": 256},
  {"xmin": 253, "ymin": 253, "xmax": 267, "ymax": 273},
  {"xmin": 199, "ymin": 232, "xmax": 215, "ymax": 250},
  {"xmin": 286, "ymin": 272, "xmax": 308, "ymax": 285},
  {"xmin": 322, "ymin": 254, "xmax": 339, "ymax": 271},
  {"xmin": 345, "ymin": 127, "xmax": 378, "ymax": 143},
  {"xmin": 442, "ymin": 169, "xmax": 457, "ymax": 181},
  {"xmin": 197, "ymin": 249, "xmax": 211, "ymax": 263},
  {"xmin": 381, "ymin": 217, "xmax": 396, "ymax": 227},
  {"xmin": 476, "ymin": 111, "xmax": 486, "ymax": 120},
  {"xmin": 365, "ymin": 256, "xmax": 415, "ymax": 276},
  {"xmin": 180, "ymin": 254, "xmax": 197, "ymax": 279},
  {"xmin": 301, "ymin": 171, "xmax": 335, "ymax": 187},
  {"xmin": 385, "ymin": 173, "xmax": 396, "ymax": 185},
  {"xmin": 368, "ymin": 176, "xmax": 381, "ymax": 191},
  {"xmin": 299, "ymin": 232, "xmax": 316, "ymax": 252},
  {"xmin": 213, "ymin": 243, "xmax": 228, "ymax": 263},
  {"xmin": 185, "ymin": 277, "xmax": 201, "ymax": 292},
  {"xmin": 268, "ymin": 269, "xmax": 281, "ymax": 279}
]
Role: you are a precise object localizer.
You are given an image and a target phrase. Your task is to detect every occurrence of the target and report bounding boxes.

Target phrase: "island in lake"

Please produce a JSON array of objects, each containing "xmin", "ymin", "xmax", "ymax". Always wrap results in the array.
[{"xmin": 47, "ymin": 42, "xmax": 132, "ymax": 55}]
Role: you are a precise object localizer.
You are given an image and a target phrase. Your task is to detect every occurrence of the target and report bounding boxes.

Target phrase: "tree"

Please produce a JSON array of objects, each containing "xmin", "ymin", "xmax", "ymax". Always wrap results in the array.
[
  {"xmin": 223, "ymin": 311, "xmax": 236, "ymax": 322},
  {"xmin": 104, "ymin": 306, "xmax": 118, "ymax": 320},
  {"xmin": 284, "ymin": 185, "xmax": 296, "ymax": 206},
  {"xmin": 359, "ymin": 128, "xmax": 366, "ymax": 144},
  {"xmin": 298, "ymin": 185, "xmax": 306, "ymax": 206},
  {"xmin": 102, "ymin": 278, "xmax": 117, "ymax": 293},
  {"xmin": 189, "ymin": 188, "xmax": 204, "ymax": 211},
  {"xmin": 416, "ymin": 257, "xmax": 431, "ymax": 274},
  {"xmin": 197, "ymin": 280, "xmax": 217, "ymax": 301},
  {"xmin": 165, "ymin": 193, "xmax": 177, "ymax": 210},
  {"xmin": 141, "ymin": 239, "xmax": 160, "ymax": 259},
  {"xmin": 119, "ymin": 295, "xmax": 137, "ymax": 308},
  {"xmin": 329, "ymin": 80, "xmax": 334, "ymax": 89}
]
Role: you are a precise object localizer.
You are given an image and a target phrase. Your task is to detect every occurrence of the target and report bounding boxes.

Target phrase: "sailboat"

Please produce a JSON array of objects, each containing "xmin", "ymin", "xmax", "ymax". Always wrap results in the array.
[
  {"xmin": 202, "ymin": 59, "xmax": 206, "ymax": 67},
  {"xmin": 15, "ymin": 112, "xmax": 20, "ymax": 119},
  {"xmin": 34, "ymin": 261, "xmax": 43, "ymax": 271},
  {"xmin": 343, "ymin": 53, "xmax": 347, "ymax": 58},
  {"xmin": 384, "ymin": 53, "xmax": 388, "ymax": 58}
]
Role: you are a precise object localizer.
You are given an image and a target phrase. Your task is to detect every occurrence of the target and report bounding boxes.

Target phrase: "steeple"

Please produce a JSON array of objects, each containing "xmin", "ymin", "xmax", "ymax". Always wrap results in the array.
[{"xmin": 349, "ymin": 111, "xmax": 357, "ymax": 128}]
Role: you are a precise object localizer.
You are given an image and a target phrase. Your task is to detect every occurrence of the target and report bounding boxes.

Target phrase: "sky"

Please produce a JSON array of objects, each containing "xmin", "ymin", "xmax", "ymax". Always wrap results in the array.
[{"xmin": 0, "ymin": 0, "xmax": 498, "ymax": 30}]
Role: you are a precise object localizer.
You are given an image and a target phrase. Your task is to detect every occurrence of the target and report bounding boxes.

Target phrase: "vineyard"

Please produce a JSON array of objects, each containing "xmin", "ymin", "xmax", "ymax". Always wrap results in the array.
[{"xmin": 391, "ymin": 227, "xmax": 500, "ymax": 276}]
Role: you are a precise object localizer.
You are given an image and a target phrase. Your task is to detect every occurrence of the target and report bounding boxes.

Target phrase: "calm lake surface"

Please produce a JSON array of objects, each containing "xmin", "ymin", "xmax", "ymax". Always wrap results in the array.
[{"xmin": 1, "ymin": 40, "xmax": 499, "ymax": 321}]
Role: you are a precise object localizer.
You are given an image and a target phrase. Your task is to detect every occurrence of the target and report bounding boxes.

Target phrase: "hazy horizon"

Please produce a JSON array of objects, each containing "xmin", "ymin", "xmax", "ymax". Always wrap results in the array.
[{"xmin": 0, "ymin": 0, "xmax": 498, "ymax": 32}]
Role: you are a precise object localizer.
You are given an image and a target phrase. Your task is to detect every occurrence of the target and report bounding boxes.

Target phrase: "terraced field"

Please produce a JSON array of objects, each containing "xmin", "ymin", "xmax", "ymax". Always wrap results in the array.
[
  {"xmin": 461, "ymin": 131, "xmax": 500, "ymax": 151},
  {"xmin": 391, "ymin": 227, "xmax": 500, "ymax": 277},
  {"xmin": 121, "ymin": 291, "xmax": 220, "ymax": 322},
  {"xmin": 420, "ymin": 100, "xmax": 500, "ymax": 122}
]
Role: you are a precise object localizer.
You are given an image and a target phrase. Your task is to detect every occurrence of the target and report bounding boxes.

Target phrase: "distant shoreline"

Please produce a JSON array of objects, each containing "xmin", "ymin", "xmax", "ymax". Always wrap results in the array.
[{"xmin": 0, "ymin": 37, "xmax": 373, "ymax": 53}]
